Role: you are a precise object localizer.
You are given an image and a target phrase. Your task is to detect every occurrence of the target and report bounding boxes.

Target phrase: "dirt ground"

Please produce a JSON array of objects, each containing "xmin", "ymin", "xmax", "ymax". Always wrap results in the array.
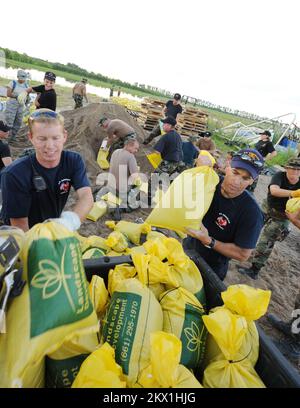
[{"xmin": 11, "ymin": 103, "xmax": 300, "ymax": 370}]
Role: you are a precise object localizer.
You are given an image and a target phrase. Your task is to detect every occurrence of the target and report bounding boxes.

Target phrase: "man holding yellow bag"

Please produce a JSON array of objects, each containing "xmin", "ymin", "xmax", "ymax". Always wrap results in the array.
[{"xmin": 184, "ymin": 149, "xmax": 265, "ymax": 280}]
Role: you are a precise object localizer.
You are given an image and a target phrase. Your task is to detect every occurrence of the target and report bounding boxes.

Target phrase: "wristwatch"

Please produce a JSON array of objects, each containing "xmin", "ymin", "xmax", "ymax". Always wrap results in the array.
[{"xmin": 205, "ymin": 237, "xmax": 216, "ymax": 249}]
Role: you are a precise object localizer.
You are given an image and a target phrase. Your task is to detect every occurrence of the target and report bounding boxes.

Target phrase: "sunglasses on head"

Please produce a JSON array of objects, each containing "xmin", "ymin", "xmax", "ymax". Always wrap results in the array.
[
  {"xmin": 233, "ymin": 152, "xmax": 264, "ymax": 169},
  {"xmin": 29, "ymin": 110, "xmax": 59, "ymax": 120}
]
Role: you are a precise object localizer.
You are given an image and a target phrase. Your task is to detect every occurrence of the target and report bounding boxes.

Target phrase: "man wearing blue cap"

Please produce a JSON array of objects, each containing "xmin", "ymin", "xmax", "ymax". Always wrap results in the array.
[{"xmin": 184, "ymin": 148, "xmax": 265, "ymax": 280}]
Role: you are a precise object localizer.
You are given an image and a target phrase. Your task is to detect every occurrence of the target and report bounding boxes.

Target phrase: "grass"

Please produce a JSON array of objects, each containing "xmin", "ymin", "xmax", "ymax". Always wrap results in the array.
[{"xmin": 265, "ymin": 149, "xmax": 297, "ymax": 167}]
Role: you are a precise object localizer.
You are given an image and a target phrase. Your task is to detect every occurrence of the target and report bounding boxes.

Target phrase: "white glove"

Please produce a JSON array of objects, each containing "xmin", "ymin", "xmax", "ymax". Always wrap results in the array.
[
  {"xmin": 54, "ymin": 211, "xmax": 81, "ymax": 232},
  {"xmin": 17, "ymin": 91, "xmax": 28, "ymax": 105}
]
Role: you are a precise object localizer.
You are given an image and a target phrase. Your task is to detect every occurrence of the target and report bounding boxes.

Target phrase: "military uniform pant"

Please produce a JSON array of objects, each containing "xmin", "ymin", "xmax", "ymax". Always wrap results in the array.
[
  {"xmin": 74, "ymin": 94, "xmax": 83, "ymax": 109},
  {"xmin": 144, "ymin": 123, "xmax": 161, "ymax": 144},
  {"xmin": 252, "ymin": 217, "xmax": 290, "ymax": 271},
  {"xmin": 5, "ymin": 99, "xmax": 24, "ymax": 140}
]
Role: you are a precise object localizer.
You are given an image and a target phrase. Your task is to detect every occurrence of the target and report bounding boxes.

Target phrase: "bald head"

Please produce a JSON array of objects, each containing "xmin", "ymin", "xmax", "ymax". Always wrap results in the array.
[{"xmin": 124, "ymin": 138, "xmax": 139, "ymax": 154}]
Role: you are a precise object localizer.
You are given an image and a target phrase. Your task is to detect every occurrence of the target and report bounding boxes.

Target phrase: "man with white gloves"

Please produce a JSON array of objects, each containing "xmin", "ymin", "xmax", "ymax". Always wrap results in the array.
[{"xmin": 0, "ymin": 109, "xmax": 93, "ymax": 232}]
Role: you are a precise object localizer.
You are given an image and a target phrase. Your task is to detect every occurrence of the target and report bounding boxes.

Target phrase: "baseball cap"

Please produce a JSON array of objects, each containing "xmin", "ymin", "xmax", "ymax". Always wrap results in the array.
[
  {"xmin": 259, "ymin": 130, "xmax": 272, "ymax": 137},
  {"xmin": 231, "ymin": 148, "xmax": 264, "ymax": 179},
  {"xmin": 82, "ymin": 78, "xmax": 88, "ymax": 83},
  {"xmin": 98, "ymin": 116, "xmax": 108, "ymax": 125},
  {"xmin": 285, "ymin": 158, "xmax": 300, "ymax": 169},
  {"xmin": 173, "ymin": 93, "xmax": 181, "ymax": 100},
  {"xmin": 44, "ymin": 71, "xmax": 56, "ymax": 81},
  {"xmin": 0, "ymin": 121, "xmax": 10, "ymax": 132},
  {"xmin": 199, "ymin": 131, "xmax": 212, "ymax": 137},
  {"xmin": 161, "ymin": 116, "xmax": 177, "ymax": 126},
  {"xmin": 17, "ymin": 70, "xmax": 27, "ymax": 80}
]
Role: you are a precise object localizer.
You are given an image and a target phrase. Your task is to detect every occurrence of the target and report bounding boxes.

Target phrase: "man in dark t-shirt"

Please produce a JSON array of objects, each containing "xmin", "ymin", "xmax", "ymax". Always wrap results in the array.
[
  {"xmin": 0, "ymin": 109, "xmax": 93, "ymax": 231},
  {"xmin": 182, "ymin": 135, "xmax": 199, "ymax": 168},
  {"xmin": 238, "ymin": 157, "xmax": 300, "ymax": 279},
  {"xmin": 255, "ymin": 130, "xmax": 277, "ymax": 160},
  {"xmin": 184, "ymin": 149, "xmax": 265, "ymax": 280},
  {"xmin": 143, "ymin": 93, "xmax": 183, "ymax": 144},
  {"xmin": 26, "ymin": 72, "xmax": 57, "ymax": 111}
]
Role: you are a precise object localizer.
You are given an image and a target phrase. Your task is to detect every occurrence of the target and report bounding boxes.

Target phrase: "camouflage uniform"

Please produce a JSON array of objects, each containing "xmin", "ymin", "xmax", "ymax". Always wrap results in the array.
[
  {"xmin": 5, "ymin": 99, "xmax": 24, "ymax": 140},
  {"xmin": 143, "ymin": 123, "xmax": 161, "ymax": 144},
  {"xmin": 251, "ymin": 200, "xmax": 290, "ymax": 271},
  {"xmin": 73, "ymin": 94, "xmax": 83, "ymax": 109}
]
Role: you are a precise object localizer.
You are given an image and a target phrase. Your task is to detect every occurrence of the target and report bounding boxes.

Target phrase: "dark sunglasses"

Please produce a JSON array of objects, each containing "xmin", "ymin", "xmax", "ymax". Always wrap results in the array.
[
  {"xmin": 29, "ymin": 110, "xmax": 59, "ymax": 120},
  {"xmin": 233, "ymin": 152, "xmax": 264, "ymax": 169}
]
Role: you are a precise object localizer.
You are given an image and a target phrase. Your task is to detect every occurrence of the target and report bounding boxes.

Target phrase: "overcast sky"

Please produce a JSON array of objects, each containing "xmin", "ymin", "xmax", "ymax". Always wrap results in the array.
[{"xmin": 2, "ymin": 0, "xmax": 300, "ymax": 123}]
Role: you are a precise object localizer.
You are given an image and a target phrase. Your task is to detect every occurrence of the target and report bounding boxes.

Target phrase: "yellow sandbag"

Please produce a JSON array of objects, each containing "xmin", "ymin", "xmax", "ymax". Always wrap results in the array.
[
  {"xmin": 101, "ymin": 192, "xmax": 122, "ymax": 206},
  {"xmin": 75, "ymin": 233, "xmax": 109, "ymax": 254},
  {"xmin": 89, "ymin": 275, "xmax": 109, "ymax": 316},
  {"xmin": 167, "ymin": 258, "xmax": 206, "ymax": 305},
  {"xmin": 147, "ymin": 152, "xmax": 162, "ymax": 169},
  {"xmin": 159, "ymin": 287, "xmax": 207, "ymax": 369},
  {"xmin": 0, "ymin": 222, "xmax": 98, "ymax": 388},
  {"xmin": 108, "ymin": 264, "xmax": 136, "ymax": 296},
  {"xmin": 136, "ymin": 332, "xmax": 203, "ymax": 388},
  {"xmin": 105, "ymin": 231, "xmax": 129, "ymax": 253},
  {"xmin": 86, "ymin": 200, "xmax": 107, "ymax": 221},
  {"xmin": 197, "ymin": 150, "xmax": 216, "ymax": 166},
  {"xmin": 101, "ymin": 278, "xmax": 163, "ymax": 386},
  {"xmin": 82, "ymin": 248, "xmax": 106, "ymax": 259},
  {"xmin": 286, "ymin": 197, "xmax": 300, "ymax": 213},
  {"xmin": 146, "ymin": 230, "xmax": 166, "ymax": 241},
  {"xmin": 202, "ymin": 309, "xmax": 265, "ymax": 388},
  {"xmin": 146, "ymin": 166, "xmax": 219, "ymax": 235},
  {"xmin": 132, "ymin": 253, "xmax": 178, "ymax": 287},
  {"xmin": 143, "ymin": 238, "xmax": 169, "ymax": 261},
  {"xmin": 106, "ymin": 220, "xmax": 151, "ymax": 245},
  {"xmin": 97, "ymin": 148, "xmax": 110, "ymax": 170},
  {"xmin": 126, "ymin": 245, "xmax": 146, "ymax": 255},
  {"xmin": 72, "ymin": 343, "xmax": 126, "ymax": 388}
]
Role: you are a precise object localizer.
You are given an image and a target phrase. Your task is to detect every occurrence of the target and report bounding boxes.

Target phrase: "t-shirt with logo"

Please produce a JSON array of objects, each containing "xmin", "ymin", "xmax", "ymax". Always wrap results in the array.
[
  {"xmin": 32, "ymin": 85, "xmax": 57, "ymax": 111},
  {"xmin": 267, "ymin": 171, "xmax": 300, "ymax": 213},
  {"xmin": 183, "ymin": 179, "xmax": 264, "ymax": 280},
  {"xmin": 165, "ymin": 100, "xmax": 183, "ymax": 119},
  {"xmin": 0, "ymin": 151, "xmax": 90, "ymax": 228},
  {"xmin": 255, "ymin": 140, "xmax": 275, "ymax": 158},
  {"xmin": 154, "ymin": 130, "xmax": 183, "ymax": 162}
]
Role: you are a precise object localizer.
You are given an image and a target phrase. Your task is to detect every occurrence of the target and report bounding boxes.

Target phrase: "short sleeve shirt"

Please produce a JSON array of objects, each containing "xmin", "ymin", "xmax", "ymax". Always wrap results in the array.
[
  {"xmin": 182, "ymin": 141, "xmax": 198, "ymax": 165},
  {"xmin": 8, "ymin": 80, "xmax": 28, "ymax": 98},
  {"xmin": 32, "ymin": 85, "xmax": 57, "ymax": 111},
  {"xmin": 0, "ymin": 151, "xmax": 90, "ymax": 228},
  {"xmin": 267, "ymin": 171, "xmax": 300, "ymax": 213},
  {"xmin": 255, "ymin": 140, "xmax": 275, "ymax": 158},
  {"xmin": 165, "ymin": 100, "xmax": 183, "ymax": 119},
  {"xmin": 154, "ymin": 130, "xmax": 183, "ymax": 162},
  {"xmin": 183, "ymin": 180, "xmax": 264, "ymax": 280}
]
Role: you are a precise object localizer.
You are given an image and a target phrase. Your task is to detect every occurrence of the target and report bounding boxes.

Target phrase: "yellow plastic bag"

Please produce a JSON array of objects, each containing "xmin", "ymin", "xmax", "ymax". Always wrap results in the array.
[
  {"xmin": 75, "ymin": 233, "xmax": 109, "ymax": 254},
  {"xmin": 97, "ymin": 148, "xmax": 110, "ymax": 170},
  {"xmin": 136, "ymin": 332, "xmax": 203, "ymax": 388},
  {"xmin": 167, "ymin": 258, "xmax": 206, "ymax": 305},
  {"xmin": 202, "ymin": 309, "xmax": 265, "ymax": 388},
  {"xmin": 143, "ymin": 238, "xmax": 169, "ymax": 261},
  {"xmin": 105, "ymin": 231, "xmax": 129, "ymax": 252},
  {"xmin": 72, "ymin": 343, "xmax": 126, "ymax": 388},
  {"xmin": 106, "ymin": 220, "xmax": 151, "ymax": 245},
  {"xmin": 86, "ymin": 200, "xmax": 107, "ymax": 221},
  {"xmin": 101, "ymin": 278, "xmax": 163, "ymax": 386},
  {"xmin": 108, "ymin": 264, "xmax": 136, "ymax": 296},
  {"xmin": 101, "ymin": 192, "xmax": 122, "ymax": 206},
  {"xmin": 159, "ymin": 287, "xmax": 207, "ymax": 369},
  {"xmin": 147, "ymin": 152, "xmax": 162, "ymax": 169},
  {"xmin": 286, "ymin": 197, "xmax": 300, "ymax": 213},
  {"xmin": 0, "ymin": 222, "xmax": 98, "ymax": 388},
  {"xmin": 89, "ymin": 275, "xmax": 109, "ymax": 317},
  {"xmin": 146, "ymin": 166, "xmax": 219, "ymax": 235}
]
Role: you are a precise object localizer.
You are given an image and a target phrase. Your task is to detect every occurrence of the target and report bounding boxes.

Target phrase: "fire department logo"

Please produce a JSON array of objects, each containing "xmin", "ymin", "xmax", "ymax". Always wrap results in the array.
[
  {"xmin": 58, "ymin": 179, "xmax": 71, "ymax": 194},
  {"xmin": 216, "ymin": 213, "xmax": 230, "ymax": 230}
]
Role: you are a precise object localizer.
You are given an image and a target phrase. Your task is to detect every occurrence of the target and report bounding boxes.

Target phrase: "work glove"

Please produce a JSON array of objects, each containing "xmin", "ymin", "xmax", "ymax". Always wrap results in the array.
[
  {"xmin": 51, "ymin": 211, "xmax": 81, "ymax": 232},
  {"xmin": 17, "ymin": 91, "xmax": 28, "ymax": 106},
  {"xmin": 291, "ymin": 189, "xmax": 300, "ymax": 198}
]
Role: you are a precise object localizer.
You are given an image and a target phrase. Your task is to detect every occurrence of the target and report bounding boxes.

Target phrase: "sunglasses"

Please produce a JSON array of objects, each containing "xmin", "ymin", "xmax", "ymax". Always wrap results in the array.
[
  {"xmin": 233, "ymin": 152, "xmax": 264, "ymax": 169},
  {"xmin": 29, "ymin": 110, "xmax": 59, "ymax": 120}
]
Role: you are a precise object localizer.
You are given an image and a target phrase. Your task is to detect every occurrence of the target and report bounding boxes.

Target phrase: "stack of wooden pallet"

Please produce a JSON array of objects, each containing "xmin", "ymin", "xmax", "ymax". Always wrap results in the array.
[
  {"xmin": 138, "ymin": 99, "xmax": 165, "ymax": 131},
  {"xmin": 176, "ymin": 107, "xmax": 208, "ymax": 136}
]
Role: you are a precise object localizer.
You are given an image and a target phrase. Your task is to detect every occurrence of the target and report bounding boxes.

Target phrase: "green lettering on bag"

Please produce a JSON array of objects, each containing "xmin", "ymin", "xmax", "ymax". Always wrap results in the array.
[
  {"xmin": 102, "ymin": 292, "xmax": 141, "ymax": 375},
  {"xmin": 28, "ymin": 237, "xmax": 93, "ymax": 337},
  {"xmin": 45, "ymin": 354, "xmax": 88, "ymax": 388}
]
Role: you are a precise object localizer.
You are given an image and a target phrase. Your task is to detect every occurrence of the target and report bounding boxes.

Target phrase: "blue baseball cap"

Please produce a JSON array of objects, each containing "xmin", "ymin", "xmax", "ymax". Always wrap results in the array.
[{"xmin": 231, "ymin": 148, "xmax": 264, "ymax": 179}]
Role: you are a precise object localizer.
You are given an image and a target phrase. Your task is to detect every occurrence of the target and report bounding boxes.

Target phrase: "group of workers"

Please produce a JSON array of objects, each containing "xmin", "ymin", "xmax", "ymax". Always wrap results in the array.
[{"xmin": 0, "ymin": 75, "xmax": 299, "ymax": 362}]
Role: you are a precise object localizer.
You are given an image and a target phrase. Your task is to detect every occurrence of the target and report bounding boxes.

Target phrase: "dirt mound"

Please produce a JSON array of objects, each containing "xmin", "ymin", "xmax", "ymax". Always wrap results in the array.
[{"xmin": 10, "ymin": 103, "xmax": 154, "ymax": 184}]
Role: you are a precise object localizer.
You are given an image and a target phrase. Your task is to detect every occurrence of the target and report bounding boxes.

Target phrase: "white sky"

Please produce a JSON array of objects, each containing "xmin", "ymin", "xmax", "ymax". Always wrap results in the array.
[{"xmin": 2, "ymin": 0, "xmax": 300, "ymax": 122}]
